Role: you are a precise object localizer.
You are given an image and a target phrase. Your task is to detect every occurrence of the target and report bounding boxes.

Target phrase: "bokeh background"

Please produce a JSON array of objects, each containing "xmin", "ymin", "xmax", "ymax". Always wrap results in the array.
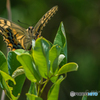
[{"xmin": 0, "ymin": 0, "xmax": 100, "ymax": 100}]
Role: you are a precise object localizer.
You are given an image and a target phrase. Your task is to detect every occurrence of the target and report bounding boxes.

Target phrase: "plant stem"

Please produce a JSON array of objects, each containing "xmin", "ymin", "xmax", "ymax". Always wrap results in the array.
[
  {"xmin": 1, "ymin": 1, "xmax": 12, "ymax": 100},
  {"xmin": 1, "ymin": 90, "xmax": 5, "ymax": 100},
  {"xmin": 37, "ymin": 83, "xmax": 40, "ymax": 96},
  {"xmin": 6, "ymin": 0, "xmax": 12, "ymax": 21},
  {"xmin": 39, "ymin": 79, "xmax": 49, "ymax": 97}
]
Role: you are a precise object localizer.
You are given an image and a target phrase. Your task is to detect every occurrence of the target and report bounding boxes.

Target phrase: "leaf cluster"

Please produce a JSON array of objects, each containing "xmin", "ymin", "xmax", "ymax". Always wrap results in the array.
[{"xmin": 0, "ymin": 22, "xmax": 78, "ymax": 100}]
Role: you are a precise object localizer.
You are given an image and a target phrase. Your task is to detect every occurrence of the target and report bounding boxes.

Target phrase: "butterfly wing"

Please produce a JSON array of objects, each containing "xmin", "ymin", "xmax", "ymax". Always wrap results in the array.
[
  {"xmin": 0, "ymin": 6, "xmax": 58, "ymax": 50},
  {"xmin": 33, "ymin": 6, "xmax": 58, "ymax": 38},
  {"xmin": 0, "ymin": 17, "xmax": 29, "ymax": 50}
]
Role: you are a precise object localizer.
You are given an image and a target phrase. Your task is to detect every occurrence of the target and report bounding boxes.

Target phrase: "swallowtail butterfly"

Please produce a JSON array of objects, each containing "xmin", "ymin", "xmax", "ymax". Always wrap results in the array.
[{"xmin": 0, "ymin": 6, "xmax": 58, "ymax": 50}]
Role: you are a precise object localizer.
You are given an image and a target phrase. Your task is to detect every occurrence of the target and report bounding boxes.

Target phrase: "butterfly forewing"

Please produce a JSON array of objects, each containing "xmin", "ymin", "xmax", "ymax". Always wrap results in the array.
[
  {"xmin": 33, "ymin": 6, "xmax": 58, "ymax": 37},
  {"xmin": 0, "ymin": 17, "xmax": 28, "ymax": 50}
]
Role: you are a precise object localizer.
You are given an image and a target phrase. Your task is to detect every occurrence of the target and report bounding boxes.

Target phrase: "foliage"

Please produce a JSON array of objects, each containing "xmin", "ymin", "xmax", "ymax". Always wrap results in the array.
[
  {"xmin": 82, "ymin": 95, "xmax": 87, "ymax": 100},
  {"xmin": 0, "ymin": 22, "xmax": 78, "ymax": 100}
]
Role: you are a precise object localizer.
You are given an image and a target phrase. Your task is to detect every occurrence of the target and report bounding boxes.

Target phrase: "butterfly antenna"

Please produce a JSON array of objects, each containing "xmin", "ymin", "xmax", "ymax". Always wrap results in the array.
[
  {"xmin": 31, "ymin": 22, "xmax": 37, "ymax": 26},
  {"xmin": 18, "ymin": 20, "xmax": 29, "ymax": 26}
]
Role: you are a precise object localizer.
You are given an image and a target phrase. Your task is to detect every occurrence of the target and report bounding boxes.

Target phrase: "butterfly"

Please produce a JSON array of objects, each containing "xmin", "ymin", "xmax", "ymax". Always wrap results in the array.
[{"xmin": 0, "ymin": 6, "xmax": 58, "ymax": 51}]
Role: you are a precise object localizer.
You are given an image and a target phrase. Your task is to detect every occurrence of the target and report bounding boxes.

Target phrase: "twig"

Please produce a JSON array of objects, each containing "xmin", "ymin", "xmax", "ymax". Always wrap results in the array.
[
  {"xmin": 1, "ymin": 90, "xmax": 5, "ymax": 100},
  {"xmin": 6, "ymin": 0, "xmax": 12, "ymax": 52},
  {"xmin": 6, "ymin": 0, "xmax": 12, "ymax": 21},
  {"xmin": 39, "ymin": 79, "xmax": 49, "ymax": 97},
  {"xmin": 1, "ymin": 0, "xmax": 12, "ymax": 100}
]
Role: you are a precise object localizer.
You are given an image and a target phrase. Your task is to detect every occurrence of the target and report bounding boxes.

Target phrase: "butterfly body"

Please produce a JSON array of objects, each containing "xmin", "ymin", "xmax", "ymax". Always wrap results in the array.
[{"xmin": 0, "ymin": 6, "xmax": 58, "ymax": 50}]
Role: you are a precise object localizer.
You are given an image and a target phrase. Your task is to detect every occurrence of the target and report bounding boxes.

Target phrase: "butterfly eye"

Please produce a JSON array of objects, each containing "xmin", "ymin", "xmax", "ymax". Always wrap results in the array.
[
  {"xmin": 28, "ymin": 26, "xmax": 34, "ymax": 30},
  {"xmin": 28, "ymin": 27, "xmax": 30, "ymax": 30}
]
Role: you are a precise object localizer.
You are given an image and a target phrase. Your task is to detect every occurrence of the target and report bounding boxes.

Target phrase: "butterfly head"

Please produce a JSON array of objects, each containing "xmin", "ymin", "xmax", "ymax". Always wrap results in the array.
[
  {"xmin": 28, "ymin": 26, "xmax": 34, "ymax": 33},
  {"xmin": 26, "ymin": 26, "xmax": 40, "ymax": 40},
  {"xmin": 26, "ymin": 26, "xmax": 34, "ymax": 37}
]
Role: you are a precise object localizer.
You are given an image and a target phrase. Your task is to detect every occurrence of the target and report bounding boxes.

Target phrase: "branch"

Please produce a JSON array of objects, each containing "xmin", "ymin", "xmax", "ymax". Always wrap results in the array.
[
  {"xmin": 6, "ymin": 0, "xmax": 12, "ymax": 21},
  {"xmin": 1, "ymin": 0, "xmax": 12, "ymax": 100}
]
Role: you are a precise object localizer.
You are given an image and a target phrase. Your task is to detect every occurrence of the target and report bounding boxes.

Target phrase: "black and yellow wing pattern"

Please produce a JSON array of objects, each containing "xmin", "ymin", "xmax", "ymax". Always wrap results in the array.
[
  {"xmin": 0, "ymin": 18, "xmax": 26, "ymax": 50},
  {"xmin": 33, "ymin": 6, "xmax": 58, "ymax": 37},
  {"xmin": 0, "ymin": 6, "xmax": 58, "ymax": 50}
]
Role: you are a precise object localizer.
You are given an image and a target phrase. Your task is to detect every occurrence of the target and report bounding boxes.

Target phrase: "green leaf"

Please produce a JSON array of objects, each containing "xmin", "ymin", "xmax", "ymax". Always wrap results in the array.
[
  {"xmin": 12, "ymin": 67, "xmax": 24, "ymax": 78},
  {"xmin": 0, "ymin": 70, "xmax": 19, "ymax": 100},
  {"xmin": 11, "ymin": 66, "xmax": 25, "ymax": 97},
  {"xmin": 32, "ymin": 37, "xmax": 50, "ymax": 78},
  {"xmin": 52, "ymin": 57, "xmax": 58, "ymax": 73},
  {"xmin": 50, "ymin": 75, "xmax": 58, "ymax": 83},
  {"xmin": 53, "ymin": 22, "xmax": 67, "ymax": 64},
  {"xmin": 12, "ymin": 74, "xmax": 25, "ymax": 97},
  {"xmin": 48, "ymin": 40, "xmax": 53, "ymax": 49},
  {"xmin": 50, "ymin": 68, "xmax": 58, "ymax": 83},
  {"xmin": 47, "ymin": 76, "xmax": 64, "ymax": 100},
  {"xmin": 50, "ymin": 53, "xmax": 65, "ymax": 83},
  {"xmin": 82, "ymin": 95, "xmax": 87, "ymax": 100},
  {"xmin": 58, "ymin": 62, "xmax": 78, "ymax": 75},
  {"xmin": 26, "ymin": 93, "xmax": 43, "ymax": 100},
  {"xmin": 54, "ymin": 22, "xmax": 66, "ymax": 48},
  {"xmin": 0, "ymin": 51, "xmax": 8, "ymax": 74},
  {"xmin": 7, "ymin": 51, "xmax": 21, "ymax": 76},
  {"xmin": 58, "ymin": 54, "xmax": 65, "ymax": 65},
  {"xmin": 32, "ymin": 39, "xmax": 36, "ymax": 49},
  {"xmin": 28, "ymin": 82, "xmax": 37, "ymax": 95},
  {"xmin": 49, "ymin": 45, "xmax": 61, "ymax": 73},
  {"xmin": 7, "ymin": 51, "xmax": 26, "ymax": 98},
  {"xmin": 17, "ymin": 54, "xmax": 41, "ymax": 82},
  {"xmin": 14, "ymin": 49, "xmax": 29, "ymax": 55},
  {"xmin": 63, "ymin": 41, "xmax": 67, "ymax": 62}
]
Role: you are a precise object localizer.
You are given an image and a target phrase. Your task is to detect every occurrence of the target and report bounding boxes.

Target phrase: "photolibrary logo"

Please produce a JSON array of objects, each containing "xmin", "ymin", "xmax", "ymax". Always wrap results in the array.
[{"xmin": 70, "ymin": 90, "xmax": 100, "ymax": 97}]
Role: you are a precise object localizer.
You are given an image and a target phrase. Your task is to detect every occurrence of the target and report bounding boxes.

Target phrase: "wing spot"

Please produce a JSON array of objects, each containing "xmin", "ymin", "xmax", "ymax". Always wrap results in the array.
[
  {"xmin": 7, "ymin": 21, "xmax": 11, "ymax": 26},
  {"xmin": 0, "ymin": 24, "xmax": 4, "ymax": 27},
  {"xmin": 3, "ymin": 25, "xmax": 8, "ymax": 29},
  {"xmin": 0, "ymin": 20, "xmax": 5, "ymax": 24}
]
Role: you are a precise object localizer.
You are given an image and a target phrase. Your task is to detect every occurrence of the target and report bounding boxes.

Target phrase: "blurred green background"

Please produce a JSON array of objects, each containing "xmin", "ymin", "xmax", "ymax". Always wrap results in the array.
[{"xmin": 0, "ymin": 0, "xmax": 100, "ymax": 100}]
